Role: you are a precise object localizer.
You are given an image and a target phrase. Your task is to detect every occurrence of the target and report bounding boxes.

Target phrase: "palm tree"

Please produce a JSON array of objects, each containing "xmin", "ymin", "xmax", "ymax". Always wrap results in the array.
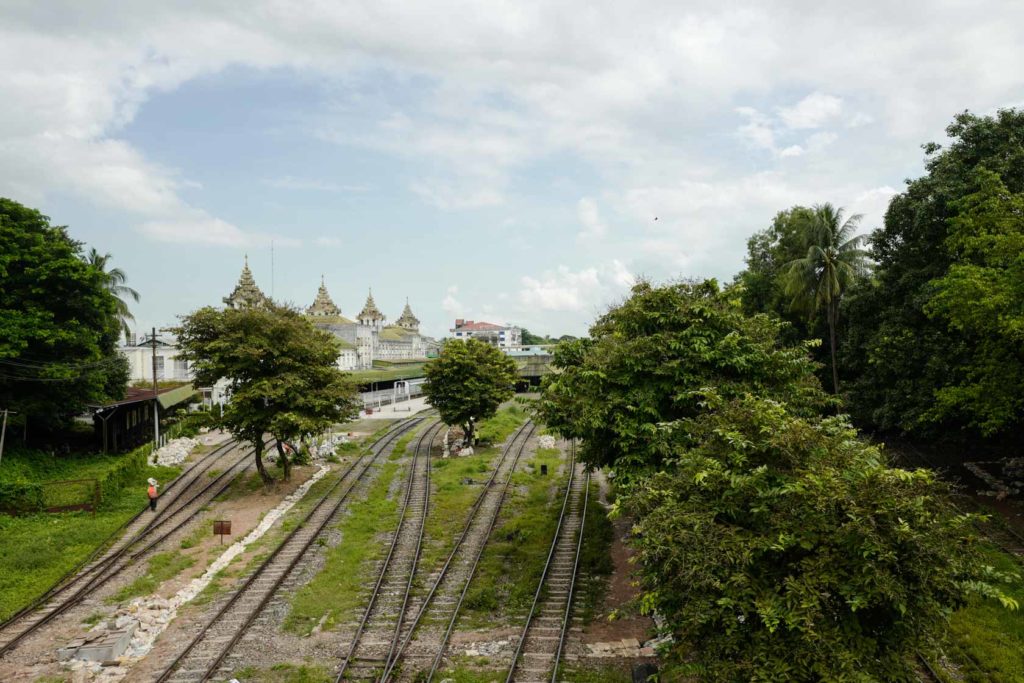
[
  {"xmin": 86, "ymin": 248, "xmax": 140, "ymax": 339},
  {"xmin": 783, "ymin": 204, "xmax": 868, "ymax": 394}
]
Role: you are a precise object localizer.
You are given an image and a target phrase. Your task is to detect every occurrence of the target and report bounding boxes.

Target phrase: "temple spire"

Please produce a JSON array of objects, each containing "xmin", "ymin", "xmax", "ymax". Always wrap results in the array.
[
  {"xmin": 358, "ymin": 288, "xmax": 385, "ymax": 324},
  {"xmin": 224, "ymin": 256, "xmax": 268, "ymax": 309},
  {"xmin": 307, "ymin": 276, "xmax": 341, "ymax": 317},
  {"xmin": 395, "ymin": 297, "xmax": 420, "ymax": 331}
]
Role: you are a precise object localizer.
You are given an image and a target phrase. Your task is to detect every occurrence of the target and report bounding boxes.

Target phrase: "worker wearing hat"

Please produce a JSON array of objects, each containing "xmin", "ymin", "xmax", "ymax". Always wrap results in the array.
[{"xmin": 147, "ymin": 478, "xmax": 160, "ymax": 512}]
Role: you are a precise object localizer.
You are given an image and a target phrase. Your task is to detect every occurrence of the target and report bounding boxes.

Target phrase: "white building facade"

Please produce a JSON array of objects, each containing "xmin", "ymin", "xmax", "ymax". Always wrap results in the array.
[{"xmin": 449, "ymin": 319, "xmax": 522, "ymax": 349}]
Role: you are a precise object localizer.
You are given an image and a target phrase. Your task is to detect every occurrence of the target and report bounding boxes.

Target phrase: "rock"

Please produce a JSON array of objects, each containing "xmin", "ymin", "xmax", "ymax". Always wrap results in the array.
[{"xmin": 538, "ymin": 434, "xmax": 556, "ymax": 449}]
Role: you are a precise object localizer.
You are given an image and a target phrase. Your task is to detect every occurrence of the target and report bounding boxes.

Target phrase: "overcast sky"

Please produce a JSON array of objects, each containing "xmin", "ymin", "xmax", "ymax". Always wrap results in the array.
[{"xmin": 2, "ymin": 2, "xmax": 1023, "ymax": 338}]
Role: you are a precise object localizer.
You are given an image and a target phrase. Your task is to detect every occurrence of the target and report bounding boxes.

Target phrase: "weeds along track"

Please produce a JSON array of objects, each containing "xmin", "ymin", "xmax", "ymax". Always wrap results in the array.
[
  {"xmin": 335, "ymin": 421, "xmax": 442, "ymax": 681},
  {"xmin": 155, "ymin": 417, "xmax": 425, "ymax": 683},
  {"xmin": 380, "ymin": 420, "xmax": 537, "ymax": 683},
  {"xmin": 506, "ymin": 443, "xmax": 589, "ymax": 683},
  {"xmin": 895, "ymin": 442, "xmax": 1024, "ymax": 560},
  {"xmin": 0, "ymin": 437, "xmax": 256, "ymax": 658}
]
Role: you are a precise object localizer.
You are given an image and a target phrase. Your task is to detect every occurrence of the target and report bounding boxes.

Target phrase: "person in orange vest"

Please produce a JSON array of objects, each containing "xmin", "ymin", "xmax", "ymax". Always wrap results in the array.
[{"xmin": 147, "ymin": 477, "xmax": 159, "ymax": 512}]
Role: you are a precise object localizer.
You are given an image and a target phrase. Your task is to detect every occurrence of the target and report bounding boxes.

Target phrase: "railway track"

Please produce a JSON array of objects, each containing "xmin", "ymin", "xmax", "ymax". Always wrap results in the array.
[
  {"xmin": 379, "ymin": 420, "xmax": 537, "ymax": 683},
  {"xmin": 0, "ymin": 437, "xmax": 256, "ymax": 658},
  {"xmin": 507, "ymin": 443, "xmax": 589, "ymax": 683},
  {"xmin": 155, "ymin": 417, "xmax": 424, "ymax": 683},
  {"xmin": 335, "ymin": 420, "xmax": 442, "ymax": 681}
]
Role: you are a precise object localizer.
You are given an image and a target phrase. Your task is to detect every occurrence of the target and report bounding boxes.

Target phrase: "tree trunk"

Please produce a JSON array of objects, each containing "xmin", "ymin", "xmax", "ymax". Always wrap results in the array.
[
  {"xmin": 276, "ymin": 440, "xmax": 291, "ymax": 482},
  {"xmin": 253, "ymin": 439, "xmax": 273, "ymax": 485},
  {"xmin": 463, "ymin": 421, "xmax": 475, "ymax": 447},
  {"xmin": 829, "ymin": 299, "xmax": 840, "ymax": 395}
]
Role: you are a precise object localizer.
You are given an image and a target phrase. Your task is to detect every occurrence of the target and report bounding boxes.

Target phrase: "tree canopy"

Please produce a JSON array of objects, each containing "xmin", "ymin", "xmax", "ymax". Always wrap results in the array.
[
  {"xmin": 0, "ymin": 198, "xmax": 127, "ymax": 432},
  {"xmin": 843, "ymin": 109, "xmax": 1024, "ymax": 444},
  {"xmin": 537, "ymin": 279, "xmax": 828, "ymax": 476},
  {"xmin": 423, "ymin": 338, "xmax": 517, "ymax": 445},
  {"xmin": 176, "ymin": 304, "xmax": 359, "ymax": 483},
  {"xmin": 539, "ymin": 278, "xmax": 1015, "ymax": 680},
  {"xmin": 626, "ymin": 395, "xmax": 1012, "ymax": 681}
]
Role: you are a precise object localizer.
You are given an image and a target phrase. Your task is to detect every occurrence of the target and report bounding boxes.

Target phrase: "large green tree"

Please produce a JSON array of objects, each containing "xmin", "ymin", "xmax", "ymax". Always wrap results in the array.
[
  {"xmin": 537, "ymin": 279, "xmax": 828, "ymax": 476},
  {"xmin": 423, "ymin": 338, "xmax": 517, "ymax": 445},
  {"xmin": 0, "ymin": 198, "xmax": 127, "ymax": 432},
  {"xmin": 626, "ymin": 395, "xmax": 1014, "ymax": 682},
  {"xmin": 844, "ymin": 109, "xmax": 1024, "ymax": 444},
  {"xmin": 782, "ymin": 204, "xmax": 869, "ymax": 394},
  {"xmin": 176, "ymin": 305, "xmax": 359, "ymax": 484},
  {"xmin": 922, "ymin": 168, "xmax": 1024, "ymax": 435},
  {"xmin": 85, "ymin": 248, "xmax": 140, "ymax": 340}
]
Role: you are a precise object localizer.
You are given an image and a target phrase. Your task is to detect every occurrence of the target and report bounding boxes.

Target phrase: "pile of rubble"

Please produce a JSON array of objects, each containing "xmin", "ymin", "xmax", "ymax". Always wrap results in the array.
[
  {"xmin": 538, "ymin": 434, "xmax": 557, "ymax": 449},
  {"xmin": 152, "ymin": 437, "xmax": 199, "ymax": 467},
  {"xmin": 462, "ymin": 638, "xmax": 512, "ymax": 657},
  {"xmin": 311, "ymin": 432, "xmax": 352, "ymax": 459}
]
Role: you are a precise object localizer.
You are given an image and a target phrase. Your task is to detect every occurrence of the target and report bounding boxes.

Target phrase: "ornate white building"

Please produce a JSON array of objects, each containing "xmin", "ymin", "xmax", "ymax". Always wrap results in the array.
[{"xmin": 224, "ymin": 260, "xmax": 433, "ymax": 371}]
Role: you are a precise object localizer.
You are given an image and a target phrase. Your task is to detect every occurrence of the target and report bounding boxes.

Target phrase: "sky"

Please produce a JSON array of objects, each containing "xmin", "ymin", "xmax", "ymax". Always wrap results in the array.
[{"xmin": 2, "ymin": 2, "xmax": 1023, "ymax": 339}]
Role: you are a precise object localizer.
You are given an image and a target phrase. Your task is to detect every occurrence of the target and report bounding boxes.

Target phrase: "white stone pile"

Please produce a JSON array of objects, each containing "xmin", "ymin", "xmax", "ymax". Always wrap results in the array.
[
  {"xmin": 462, "ymin": 638, "xmax": 512, "ymax": 657},
  {"xmin": 64, "ymin": 464, "xmax": 331, "ymax": 682},
  {"xmin": 311, "ymin": 433, "xmax": 351, "ymax": 459},
  {"xmin": 538, "ymin": 434, "xmax": 556, "ymax": 449},
  {"xmin": 152, "ymin": 437, "xmax": 199, "ymax": 467}
]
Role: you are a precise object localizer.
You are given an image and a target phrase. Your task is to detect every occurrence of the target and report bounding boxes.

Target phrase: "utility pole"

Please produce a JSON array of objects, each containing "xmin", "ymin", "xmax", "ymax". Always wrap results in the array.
[
  {"xmin": 151, "ymin": 326, "xmax": 160, "ymax": 448},
  {"xmin": 0, "ymin": 408, "xmax": 17, "ymax": 467}
]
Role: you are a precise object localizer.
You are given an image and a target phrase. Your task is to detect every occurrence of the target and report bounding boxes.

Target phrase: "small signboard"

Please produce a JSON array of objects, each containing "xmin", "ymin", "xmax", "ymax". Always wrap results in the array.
[{"xmin": 213, "ymin": 520, "xmax": 232, "ymax": 544}]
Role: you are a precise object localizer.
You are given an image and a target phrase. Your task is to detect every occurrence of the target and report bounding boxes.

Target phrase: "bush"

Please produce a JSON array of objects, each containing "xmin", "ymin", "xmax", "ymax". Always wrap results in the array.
[
  {"xmin": 0, "ymin": 480, "xmax": 44, "ymax": 512},
  {"xmin": 625, "ymin": 395, "xmax": 1017, "ymax": 682}
]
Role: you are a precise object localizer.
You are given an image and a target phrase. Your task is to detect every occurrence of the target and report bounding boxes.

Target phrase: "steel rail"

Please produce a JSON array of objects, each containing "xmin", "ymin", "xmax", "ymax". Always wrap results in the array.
[
  {"xmin": 380, "ymin": 420, "xmax": 536, "ymax": 683},
  {"xmin": 335, "ymin": 420, "xmax": 440, "ymax": 681},
  {"xmin": 0, "ymin": 440, "xmax": 255, "ymax": 657},
  {"xmin": 155, "ymin": 417, "xmax": 423, "ymax": 683},
  {"xmin": 550, "ymin": 463, "xmax": 589, "ymax": 683},
  {"xmin": 505, "ymin": 441, "xmax": 578, "ymax": 683},
  {"xmin": 0, "ymin": 437, "xmax": 239, "ymax": 634}
]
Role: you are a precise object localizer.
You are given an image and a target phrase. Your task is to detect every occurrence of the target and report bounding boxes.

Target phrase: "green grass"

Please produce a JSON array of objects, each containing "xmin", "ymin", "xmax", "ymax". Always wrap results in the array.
[
  {"xmin": 233, "ymin": 663, "xmax": 333, "ymax": 682},
  {"xmin": 457, "ymin": 445, "xmax": 565, "ymax": 628},
  {"xmin": 283, "ymin": 459, "xmax": 405, "ymax": 634},
  {"xmin": 558, "ymin": 662, "xmax": 635, "ymax": 683},
  {"xmin": 0, "ymin": 461, "xmax": 180, "ymax": 621},
  {"xmin": 421, "ymin": 664, "xmax": 504, "ymax": 683},
  {"xmin": 179, "ymin": 522, "xmax": 208, "ymax": 549},
  {"xmin": 476, "ymin": 404, "xmax": 528, "ymax": 445},
  {"xmin": 107, "ymin": 550, "xmax": 195, "ymax": 603},
  {"xmin": 81, "ymin": 611, "xmax": 105, "ymax": 626},
  {"xmin": 934, "ymin": 546, "xmax": 1024, "ymax": 682}
]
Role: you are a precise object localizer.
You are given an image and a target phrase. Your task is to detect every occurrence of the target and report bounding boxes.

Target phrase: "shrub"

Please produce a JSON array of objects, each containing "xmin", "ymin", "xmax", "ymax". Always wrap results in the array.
[{"xmin": 625, "ymin": 395, "xmax": 1018, "ymax": 681}]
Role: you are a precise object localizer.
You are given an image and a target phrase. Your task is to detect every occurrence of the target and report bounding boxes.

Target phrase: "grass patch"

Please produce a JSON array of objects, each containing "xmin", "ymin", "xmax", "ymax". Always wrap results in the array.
[
  {"xmin": 934, "ymin": 545, "xmax": 1024, "ymax": 682},
  {"xmin": 81, "ymin": 612, "xmax": 105, "ymax": 626},
  {"xmin": 179, "ymin": 522, "xmax": 208, "ymax": 549},
  {"xmin": 283, "ymin": 460, "xmax": 404, "ymax": 634},
  {"xmin": 108, "ymin": 551, "xmax": 195, "ymax": 603},
  {"xmin": 221, "ymin": 470, "xmax": 266, "ymax": 500},
  {"xmin": 475, "ymin": 405, "xmax": 528, "ymax": 445},
  {"xmin": 420, "ymin": 664, "xmax": 504, "ymax": 683},
  {"xmin": 233, "ymin": 663, "xmax": 333, "ymax": 682},
  {"xmin": 559, "ymin": 662, "xmax": 634, "ymax": 683},
  {"xmin": 0, "ymin": 461, "xmax": 180, "ymax": 621},
  {"xmin": 457, "ymin": 445, "xmax": 565, "ymax": 628}
]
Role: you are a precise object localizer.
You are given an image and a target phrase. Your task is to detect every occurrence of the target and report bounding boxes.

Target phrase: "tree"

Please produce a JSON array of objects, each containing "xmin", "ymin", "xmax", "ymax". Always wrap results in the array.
[
  {"xmin": 176, "ymin": 305, "xmax": 359, "ymax": 484},
  {"xmin": 843, "ymin": 109, "xmax": 1024, "ymax": 444},
  {"xmin": 0, "ymin": 198, "xmax": 127, "ymax": 432},
  {"xmin": 782, "ymin": 204, "xmax": 868, "ymax": 394},
  {"xmin": 537, "ymin": 279, "xmax": 829, "ymax": 476},
  {"xmin": 626, "ymin": 395, "xmax": 1015, "ymax": 681},
  {"xmin": 85, "ymin": 248, "xmax": 140, "ymax": 340},
  {"xmin": 922, "ymin": 168, "xmax": 1024, "ymax": 435},
  {"xmin": 423, "ymin": 338, "xmax": 517, "ymax": 445}
]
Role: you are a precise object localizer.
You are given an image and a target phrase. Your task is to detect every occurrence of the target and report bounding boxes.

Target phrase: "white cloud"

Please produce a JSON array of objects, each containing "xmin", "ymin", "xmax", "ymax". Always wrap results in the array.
[
  {"xmin": 777, "ymin": 92, "xmax": 843, "ymax": 129},
  {"xmin": 779, "ymin": 145, "xmax": 804, "ymax": 158},
  {"xmin": 314, "ymin": 236, "xmax": 343, "ymax": 247},
  {"xmin": 140, "ymin": 211, "xmax": 301, "ymax": 248},
  {"xmin": 519, "ymin": 261, "xmax": 634, "ymax": 312},
  {"xmin": 576, "ymin": 197, "xmax": 607, "ymax": 242},
  {"xmin": 410, "ymin": 180, "xmax": 504, "ymax": 210},
  {"xmin": 264, "ymin": 176, "xmax": 369, "ymax": 192},
  {"xmin": 441, "ymin": 285, "xmax": 465, "ymax": 317},
  {"xmin": 735, "ymin": 107, "xmax": 776, "ymax": 151}
]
